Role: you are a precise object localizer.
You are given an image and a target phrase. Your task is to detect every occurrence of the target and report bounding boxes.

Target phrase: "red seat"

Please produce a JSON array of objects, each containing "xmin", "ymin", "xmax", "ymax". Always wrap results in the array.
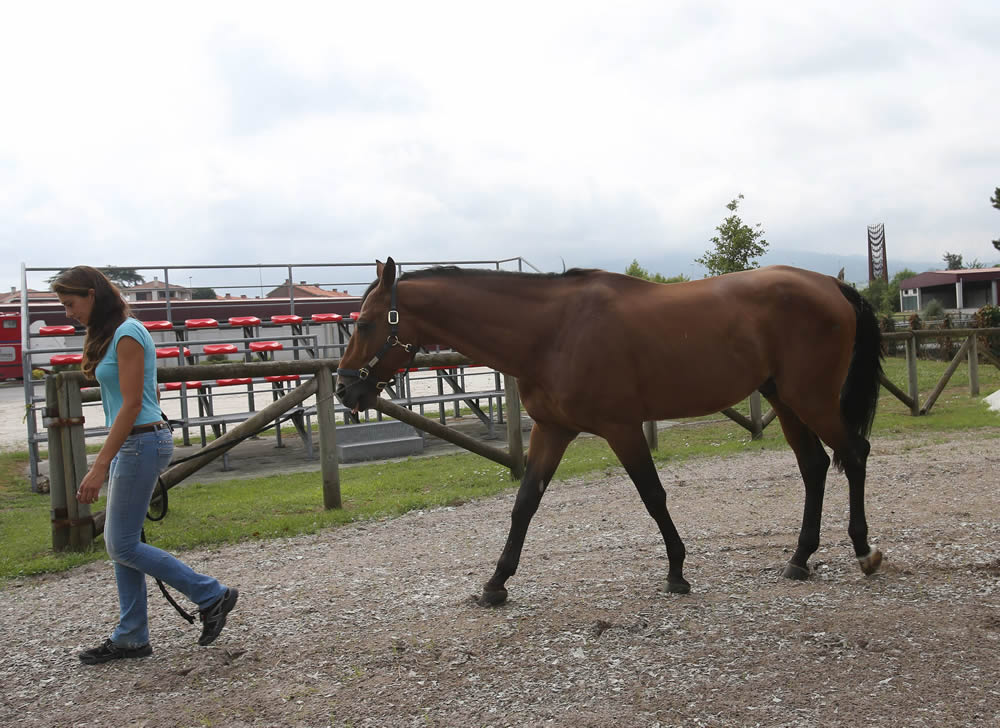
[
  {"xmin": 215, "ymin": 378, "xmax": 252, "ymax": 386},
  {"xmin": 270, "ymin": 314, "xmax": 303, "ymax": 325},
  {"xmin": 185, "ymin": 318, "xmax": 219, "ymax": 329},
  {"xmin": 162, "ymin": 380, "xmax": 203, "ymax": 391},
  {"xmin": 39, "ymin": 325, "xmax": 76, "ymax": 336},
  {"xmin": 311, "ymin": 313, "xmax": 342, "ymax": 323},
  {"xmin": 141, "ymin": 320, "xmax": 173, "ymax": 331},
  {"xmin": 203, "ymin": 344, "xmax": 239, "ymax": 356},
  {"xmin": 228, "ymin": 316, "xmax": 261, "ymax": 326},
  {"xmin": 265, "ymin": 375, "xmax": 300, "ymax": 383},
  {"xmin": 50, "ymin": 354, "xmax": 83, "ymax": 365},
  {"xmin": 155, "ymin": 346, "xmax": 191, "ymax": 359},
  {"xmin": 249, "ymin": 341, "xmax": 282, "ymax": 353},
  {"xmin": 349, "ymin": 312, "xmax": 360, "ymax": 321}
]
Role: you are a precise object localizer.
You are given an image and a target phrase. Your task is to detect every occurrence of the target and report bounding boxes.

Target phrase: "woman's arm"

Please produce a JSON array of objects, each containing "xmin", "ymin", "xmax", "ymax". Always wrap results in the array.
[{"xmin": 76, "ymin": 337, "xmax": 146, "ymax": 505}]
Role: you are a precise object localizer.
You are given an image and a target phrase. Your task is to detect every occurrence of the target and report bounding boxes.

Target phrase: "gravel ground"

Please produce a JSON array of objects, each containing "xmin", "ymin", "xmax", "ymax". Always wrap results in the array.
[{"xmin": 2, "ymin": 429, "xmax": 998, "ymax": 728}]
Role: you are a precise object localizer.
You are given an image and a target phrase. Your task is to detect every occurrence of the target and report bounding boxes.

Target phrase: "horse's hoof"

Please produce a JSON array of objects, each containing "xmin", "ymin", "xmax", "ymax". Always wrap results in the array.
[
  {"xmin": 666, "ymin": 578, "xmax": 691, "ymax": 594},
  {"xmin": 478, "ymin": 588, "xmax": 508, "ymax": 607},
  {"xmin": 858, "ymin": 549, "xmax": 883, "ymax": 576},
  {"xmin": 782, "ymin": 562, "xmax": 811, "ymax": 580}
]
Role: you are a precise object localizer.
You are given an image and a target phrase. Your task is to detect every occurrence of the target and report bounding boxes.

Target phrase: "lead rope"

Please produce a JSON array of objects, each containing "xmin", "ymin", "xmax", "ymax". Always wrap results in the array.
[{"xmin": 141, "ymin": 476, "xmax": 196, "ymax": 624}]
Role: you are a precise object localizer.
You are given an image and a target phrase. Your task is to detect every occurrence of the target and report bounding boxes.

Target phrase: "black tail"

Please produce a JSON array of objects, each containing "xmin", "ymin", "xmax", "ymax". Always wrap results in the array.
[{"xmin": 835, "ymin": 283, "xmax": 884, "ymax": 469}]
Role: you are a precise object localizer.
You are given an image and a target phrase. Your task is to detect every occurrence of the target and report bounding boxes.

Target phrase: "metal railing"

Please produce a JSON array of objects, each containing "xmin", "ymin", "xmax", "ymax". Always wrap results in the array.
[{"xmin": 16, "ymin": 257, "xmax": 541, "ymax": 491}]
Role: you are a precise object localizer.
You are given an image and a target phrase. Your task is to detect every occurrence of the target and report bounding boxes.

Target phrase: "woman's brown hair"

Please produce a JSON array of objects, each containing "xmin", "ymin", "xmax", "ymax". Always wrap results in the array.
[{"xmin": 51, "ymin": 266, "xmax": 131, "ymax": 380}]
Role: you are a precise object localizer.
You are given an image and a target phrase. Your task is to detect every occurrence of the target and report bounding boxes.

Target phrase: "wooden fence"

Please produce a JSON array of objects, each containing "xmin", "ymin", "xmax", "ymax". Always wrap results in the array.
[{"xmin": 45, "ymin": 353, "xmax": 525, "ymax": 551}]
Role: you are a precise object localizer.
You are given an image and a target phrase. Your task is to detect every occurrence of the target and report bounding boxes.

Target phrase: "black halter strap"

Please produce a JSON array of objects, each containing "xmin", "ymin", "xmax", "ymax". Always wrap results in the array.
[{"xmin": 336, "ymin": 277, "xmax": 418, "ymax": 393}]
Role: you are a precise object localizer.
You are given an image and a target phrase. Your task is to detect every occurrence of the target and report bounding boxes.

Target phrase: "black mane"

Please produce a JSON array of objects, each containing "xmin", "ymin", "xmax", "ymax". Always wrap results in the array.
[{"xmin": 361, "ymin": 265, "xmax": 598, "ymax": 303}]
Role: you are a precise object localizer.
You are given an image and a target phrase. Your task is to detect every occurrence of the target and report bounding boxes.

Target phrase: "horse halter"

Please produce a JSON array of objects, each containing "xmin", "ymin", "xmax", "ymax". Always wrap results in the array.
[{"xmin": 336, "ymin": 277, "xmax": 418, "ymax": 396}]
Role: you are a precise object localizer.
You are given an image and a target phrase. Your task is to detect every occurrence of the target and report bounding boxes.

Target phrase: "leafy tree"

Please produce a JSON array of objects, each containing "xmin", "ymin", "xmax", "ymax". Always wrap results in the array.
[
  {"xmin": 191, "ymin": 287, "xmax": 218, "ymax": 300},
  {"xmin": 695, "ymin": 194, "xmax": 768, "ymax": 277},
  {"xmin": 624, "ymin": 259, "xmax": 688, "ymax": 284},
  {"xmin": 942, "ymin": 252, "xmax": 963, "ymax": 270},
  {"xmin": 992, "ymin": 187, "xmax": 999, "ymax": 253},
  {"xmin": 101, "ymin": 267, "xmax": 146, "ymax": 287},
  {"xmin": 887, "ymin": 268, "xmax": 918, "ymax": 313},
  {"xmin": 859, "ymin": 277, "xmax": 890, "ymax": 315}
]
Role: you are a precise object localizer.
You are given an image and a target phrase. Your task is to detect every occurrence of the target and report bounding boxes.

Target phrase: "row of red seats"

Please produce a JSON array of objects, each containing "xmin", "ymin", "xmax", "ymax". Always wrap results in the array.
[
  {"xmin": 39, "ymin": 313, "xmax": 355, "ymax": 368},
  {"xmin": 37, "ymin": 312, "xmax": 349, "ymax": 339}
]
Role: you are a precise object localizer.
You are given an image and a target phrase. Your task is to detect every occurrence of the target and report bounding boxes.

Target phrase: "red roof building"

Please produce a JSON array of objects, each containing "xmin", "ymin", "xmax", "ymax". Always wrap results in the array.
[
  {"xmin": 264, "ymin": 280, "xmax": 353, "ymax": 299},
  {"xmin": 897, "ymin": 268, "xmax": 1000, "ymax": 313},
  {"xmin": 124, "ymin": 277, "xmax": 192, "ymax": 303},
  {"xmin": 0, "ymin": 287, "xmax": 59, "ymax": 304}
]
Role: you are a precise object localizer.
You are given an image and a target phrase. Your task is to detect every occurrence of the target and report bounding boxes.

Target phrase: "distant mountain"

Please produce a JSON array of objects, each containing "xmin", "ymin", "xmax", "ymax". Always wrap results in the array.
[{"xmin": 571, "ymin": 248, "xmax": 942, "ymax": 286}]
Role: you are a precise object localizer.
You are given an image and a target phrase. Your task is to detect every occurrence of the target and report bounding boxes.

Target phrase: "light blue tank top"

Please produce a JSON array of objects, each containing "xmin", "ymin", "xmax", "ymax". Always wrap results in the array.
[{"xmin": 95, "ymin": 318, "xmax": 162, "ymax": 428}]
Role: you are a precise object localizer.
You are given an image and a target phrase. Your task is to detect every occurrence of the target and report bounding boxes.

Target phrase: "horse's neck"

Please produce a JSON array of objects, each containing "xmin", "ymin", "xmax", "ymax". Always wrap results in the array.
[{"xmin": 404, "ymin": 277, "xmax": 550, "ymax": 376}]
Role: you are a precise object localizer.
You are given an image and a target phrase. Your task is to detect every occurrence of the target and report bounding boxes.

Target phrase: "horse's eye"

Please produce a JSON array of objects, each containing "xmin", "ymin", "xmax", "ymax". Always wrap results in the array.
[{"xmin": 356, "ymin": 321, "xmax": 373, "ymax": 333}]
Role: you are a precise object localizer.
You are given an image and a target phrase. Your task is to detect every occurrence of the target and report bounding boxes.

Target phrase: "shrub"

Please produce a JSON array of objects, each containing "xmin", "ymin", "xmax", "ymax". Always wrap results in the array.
[
  {"xmin": 879, "ymin": 315, "xmax": 897, "ymax": 356},
  {"xmin": 938, "ymin": 314, "xmax": 954, "ymax": 361},
  {"xmin": 908, "ymin": 313, "xmax": 923, "ymax": 358},
  {"xmin": 973, "ymin": 304, "xmax": 1000, "ymax": 360},
  {"xmin": 920, "ymin": 299, "xmax": 945, "ymax": 320}
]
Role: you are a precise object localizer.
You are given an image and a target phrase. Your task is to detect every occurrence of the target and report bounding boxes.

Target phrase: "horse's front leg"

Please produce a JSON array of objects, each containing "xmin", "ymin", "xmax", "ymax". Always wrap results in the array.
[{"xmin": 480, "ymin": 423, "xmax": 576, "ymax": 606}]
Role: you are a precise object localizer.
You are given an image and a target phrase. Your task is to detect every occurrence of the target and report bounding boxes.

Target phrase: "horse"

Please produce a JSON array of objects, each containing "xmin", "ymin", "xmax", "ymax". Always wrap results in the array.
[{"xmin": 336, "ymin": 258, "xmax": 885, "ymax": 605}]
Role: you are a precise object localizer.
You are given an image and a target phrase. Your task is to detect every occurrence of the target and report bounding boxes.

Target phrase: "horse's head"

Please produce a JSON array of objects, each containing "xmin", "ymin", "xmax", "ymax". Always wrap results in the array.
[{"xmin": 335, "ymin": 257, "xmax": 419, "ymax": 412}]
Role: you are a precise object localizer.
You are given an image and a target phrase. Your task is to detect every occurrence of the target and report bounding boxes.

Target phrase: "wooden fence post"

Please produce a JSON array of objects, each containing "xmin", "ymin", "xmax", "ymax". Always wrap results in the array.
[
  {"xmin": 45, "ymin": 376, "xmax": 69, "ymax": 551},
  {"xmin": 504, "ymin": 375, "xmax": 525, "ymax": 480},
  {"xmin": 749, "ymin": 391, "xmax": 763, "ymax": 440},
  {"xmin": 66, "ymin": 382, "xmax": 94, "ymax": 549},
  {"xmin": 316, "ymin": 366, "xmax": 341, "ymax": 509},
  {"xmin": 643, "ymin": 420, "xmax": 658, "ymax": 451},
  {"xmin": 968, "ymin": 334, "xmax": 979, "ymax": 396},
  {"xmin": 53, "ymin": 374, "xmax": 93, "ymax": 551},
  {"xmin": 905, "ymin": 335, "xmax": 920, "ymax": 416}
]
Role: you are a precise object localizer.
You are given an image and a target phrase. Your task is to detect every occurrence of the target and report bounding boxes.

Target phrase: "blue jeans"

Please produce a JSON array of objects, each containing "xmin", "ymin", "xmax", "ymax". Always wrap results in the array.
[{"xmin": 103, "ymin": 428, "xmax": 227, "ymax": 647}]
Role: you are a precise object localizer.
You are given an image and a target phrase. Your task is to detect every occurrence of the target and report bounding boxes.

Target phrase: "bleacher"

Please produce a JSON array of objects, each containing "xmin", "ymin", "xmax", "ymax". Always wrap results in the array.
[{"xmin": 28, "ymin": 309, "xmax": 509, "ymax": 468}]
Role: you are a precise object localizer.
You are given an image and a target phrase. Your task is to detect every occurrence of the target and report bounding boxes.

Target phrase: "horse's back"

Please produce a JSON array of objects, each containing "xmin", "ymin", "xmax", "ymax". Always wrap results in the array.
[{"xmin": 560, "ymin": 266, "xmax": 857, "ymax": 421}]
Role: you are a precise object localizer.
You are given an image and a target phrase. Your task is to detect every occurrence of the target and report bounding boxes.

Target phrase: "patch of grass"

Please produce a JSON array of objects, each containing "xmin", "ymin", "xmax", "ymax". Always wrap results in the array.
[{"xmin": 2, "ymin": 357, "xmax": 998, "ymax": 585}]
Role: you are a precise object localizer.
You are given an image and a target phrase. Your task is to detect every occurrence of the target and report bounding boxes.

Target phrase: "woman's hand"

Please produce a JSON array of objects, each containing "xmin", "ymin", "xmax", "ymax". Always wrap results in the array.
[{"xmin": 77, "ymin": 461, "xmax": 109, "ymax": 504}]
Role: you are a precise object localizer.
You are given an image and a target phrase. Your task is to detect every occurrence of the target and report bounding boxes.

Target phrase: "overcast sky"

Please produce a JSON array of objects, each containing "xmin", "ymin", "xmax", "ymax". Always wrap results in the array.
[{"xmin": 2, "ymin": 1, "xmax": 998, "ymax": 294}]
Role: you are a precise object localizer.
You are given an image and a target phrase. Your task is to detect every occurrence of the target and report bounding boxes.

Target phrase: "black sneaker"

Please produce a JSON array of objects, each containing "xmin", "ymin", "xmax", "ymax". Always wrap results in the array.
[
  {"xmin": 79, "ymin": 639, "xmax": 152, "ymax": 665},
  {"xmin": 199, "ymin": 587, "xmax": 239, "ymax": 646}
]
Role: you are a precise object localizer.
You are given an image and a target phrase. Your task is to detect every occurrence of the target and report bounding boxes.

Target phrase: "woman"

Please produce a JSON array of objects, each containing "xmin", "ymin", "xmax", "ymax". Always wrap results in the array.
[{"xmin": 53, "ymin": 266, "xmax": 238, "ymax": 664}]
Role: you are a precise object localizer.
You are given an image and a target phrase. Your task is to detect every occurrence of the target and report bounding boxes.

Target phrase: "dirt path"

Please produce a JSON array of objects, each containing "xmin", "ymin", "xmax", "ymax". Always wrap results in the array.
[{"xmin": 2, "ymin": 430, "xmax": 998, "ymax": 727}]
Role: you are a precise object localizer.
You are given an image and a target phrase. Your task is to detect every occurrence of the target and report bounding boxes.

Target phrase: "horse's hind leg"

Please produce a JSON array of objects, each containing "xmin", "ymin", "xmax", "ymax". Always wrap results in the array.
[
  {"xmin": 480, "ymin": 423, "xmax": 576, "ymax": 606},
  {"xmin": 606, "ymin": 427, "xmax": 689, "ymax": 594},
  {"xmin": 839, "ymin": 435, "xmax": 881, "ymax": 574},
  {"xmin": 792, "ymin": 402, "xmax": 882, "ymax": 576},
  {"xmin": 767, "ymin": 397, "xmax": 831, "ymax": 580}
]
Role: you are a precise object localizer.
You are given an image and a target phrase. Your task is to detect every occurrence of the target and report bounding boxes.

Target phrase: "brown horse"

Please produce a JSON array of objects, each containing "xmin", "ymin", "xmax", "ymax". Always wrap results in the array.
[{"xmin": 336, "ymin": 258, "xmax": 884, "ymax": 605}]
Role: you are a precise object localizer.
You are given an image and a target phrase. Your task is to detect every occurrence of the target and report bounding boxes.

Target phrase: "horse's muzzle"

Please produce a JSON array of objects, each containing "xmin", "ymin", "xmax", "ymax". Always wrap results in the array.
[{"xmin": 335, "ymin": 374, "xmax": 376, "ymax": 412}]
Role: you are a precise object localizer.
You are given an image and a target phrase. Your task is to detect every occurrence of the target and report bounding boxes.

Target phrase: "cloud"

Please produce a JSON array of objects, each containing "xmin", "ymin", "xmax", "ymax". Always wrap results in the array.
[{"xmin": 2, "ymin": 1, "xmax": 1000, "ymax": 295}]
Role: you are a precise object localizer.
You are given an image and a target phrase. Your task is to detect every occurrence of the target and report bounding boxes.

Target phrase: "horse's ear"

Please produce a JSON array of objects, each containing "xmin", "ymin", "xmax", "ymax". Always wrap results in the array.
[{"xmin": 378, "ymin": 257, "xmax": 396, "ymax": 288}]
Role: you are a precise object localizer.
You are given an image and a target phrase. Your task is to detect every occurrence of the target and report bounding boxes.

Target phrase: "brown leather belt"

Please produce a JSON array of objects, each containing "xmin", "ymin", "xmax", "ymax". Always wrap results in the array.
[{"xmin": 130, "ymin": 421, "xmax": 169, "ymax": 435}]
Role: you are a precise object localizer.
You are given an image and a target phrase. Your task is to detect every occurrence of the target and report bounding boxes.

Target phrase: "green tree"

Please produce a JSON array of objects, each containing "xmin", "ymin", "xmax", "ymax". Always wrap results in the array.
[
  {"xmin": 624, "ymin": 259, "xmax": 689, "ymax": 284},
  {"xmin": 695, "ymin": 194, "xmax": 768, "ymax": 277},
  {"xmin": 991, "ymin": 187, "xmax": 999, "ymax": 253},
  {"xmin": 859, "ymin": 277, "xmax": 890, "ymax": 315},
  {"xmin": 191, "ymin": 287, "xmax": 218, "ymax": 300},
  {"xmin": 942, "ymin": 252, "xmax": 963, "ymax": 270},
  {"xmin": 887, "ymin": 268, "xmax": 918, "ymax": 313}
]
